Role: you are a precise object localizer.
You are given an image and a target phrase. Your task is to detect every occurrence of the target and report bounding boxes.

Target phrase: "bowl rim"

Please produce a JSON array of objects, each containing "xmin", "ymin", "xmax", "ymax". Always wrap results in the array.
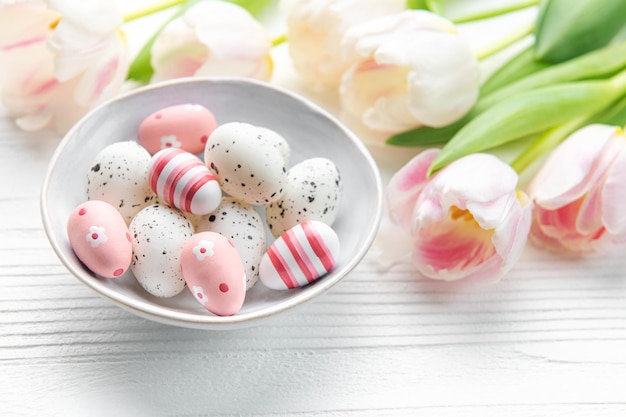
[{"xmin": 40, "ymin": 76, "xmax": 384, "ymax": 329}]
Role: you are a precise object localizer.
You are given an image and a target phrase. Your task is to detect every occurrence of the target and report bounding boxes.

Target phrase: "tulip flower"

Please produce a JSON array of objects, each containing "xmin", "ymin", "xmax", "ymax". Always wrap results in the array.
[
  {"xmin": 386, "ymin": 151, "xmax": 531, "ymax": 282},
  {"xmin": 283, "ymin": 0, "xmax": 405, "ymax": 90},
  {"xmin": 527, "ymin": 124, "xmax": 626, "ymax": 254},
  {"xmin": 0, "ymin": 0, "xmax": 128, "ymax": 132},
  {"xmin": 339, "ymin": 10, "xmax": 480, "ymax": 134},
  {"xmin": 149, "ymin": 1, "xmax": 273, "ymax": 83}
]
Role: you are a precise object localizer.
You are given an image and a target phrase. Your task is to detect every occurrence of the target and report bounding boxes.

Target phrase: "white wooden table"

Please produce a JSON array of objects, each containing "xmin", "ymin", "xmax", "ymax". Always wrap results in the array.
[{"xmin": 2, "ymin": 2, "xmax": 626, "ymax": 416}]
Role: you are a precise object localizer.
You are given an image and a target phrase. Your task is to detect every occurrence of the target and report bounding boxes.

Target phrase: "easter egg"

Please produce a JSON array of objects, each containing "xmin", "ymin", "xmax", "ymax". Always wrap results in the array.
[
  {"xmin": 138, "ymin": 103, "xmax": 217, "ymax": 155},
  {"xmin": 205, "ymin": 122, "xmax": 286, "ymax": 205},
  {"xmin": 181, "ymin": 232, "xmax": 246, "ymax": 316},
  {"xmin": 86, "ymin": 141, "xmax": 156, "ymax": 224},
  {"xmin": 67, "ymin": 200, "xmax": 132, "ymax": 278},
  {"xmin": 256, "ymin": 126, "xmax": 290, "ymax": 165},
  {"xmin": 266, "ymin": 157, "xmax": 342, "ymax": 238},
  {"xmin": 259, "ymin": 220, "xmax": 340, "ymax": 290},
  {"xmin": 148, "ymin": 148, "xmax": 222, "ymax": 215},
  {"xmin": 129, "ymin": 204, "xmax": 194, "ymax": 297},
  {"xmin": 196, "ymin": 197, "xmax": 267, "ymax": 289}
]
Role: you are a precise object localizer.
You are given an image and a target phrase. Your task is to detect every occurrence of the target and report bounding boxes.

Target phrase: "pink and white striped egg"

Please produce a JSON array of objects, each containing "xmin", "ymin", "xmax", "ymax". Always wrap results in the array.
[
  {"xmin": 138, "ymin": 104, "xmax": 217, "ymax": 155},
  {"xmin": 181, "ymin": 232, "xmax": 246, "ymax": 316},
  {"xmin": 148, "ymin": 148, "xmax": 221, "ymax": 215},
  {"xmin": 67, "ymin": 200, "xmax": 133, "ymax": 279},
  {"xmin": 259, "ymin": 220, "xmax": 340, "ymax": 290}
]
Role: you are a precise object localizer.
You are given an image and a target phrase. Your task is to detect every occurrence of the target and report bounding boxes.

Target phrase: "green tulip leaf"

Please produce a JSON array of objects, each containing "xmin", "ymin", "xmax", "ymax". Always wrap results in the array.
[
  {"xmin": 480, "ymin": 45, "xmax": 550, "ymax": 97},
  {"xmin": 535, "ymin": 0, "xmax": 626, "ymax": 63},
  {"xmin": 429, "ymin": 79, "xmax": 623, "ymax": 174}
]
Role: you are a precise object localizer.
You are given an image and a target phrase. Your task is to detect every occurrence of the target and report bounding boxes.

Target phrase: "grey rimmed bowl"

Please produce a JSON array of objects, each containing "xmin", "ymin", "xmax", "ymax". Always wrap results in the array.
[{"xmin": 41, "ymin": 77, "xmax": 383, "ymax": 329}]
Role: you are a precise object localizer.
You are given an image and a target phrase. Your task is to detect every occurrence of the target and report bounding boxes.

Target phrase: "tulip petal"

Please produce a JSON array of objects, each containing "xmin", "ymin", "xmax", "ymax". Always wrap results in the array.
[
  {"xmin": 528, "ymin": 124, "xmax": 616, "ymax": 209},
  {"xmin": 150, "ymin": 18, "xmax": 209, "ymax": 82},
  {"xmin": 0, "ymin": 5, "xmax": 57, "ymax": 50},
  {"xmin": 386, "ymin": 148, "xmax": 439, "ymax": 229},
  {"xmin": 427, "ymin": 153, "xmax": 518, "ymax": 205},
  {"xmin": 601, "ymin": 139, "xmax": 626, "ymax": 235},
  {"xmin": 412, "ymin": 206, "xmax": 500, "ymax": 281}
]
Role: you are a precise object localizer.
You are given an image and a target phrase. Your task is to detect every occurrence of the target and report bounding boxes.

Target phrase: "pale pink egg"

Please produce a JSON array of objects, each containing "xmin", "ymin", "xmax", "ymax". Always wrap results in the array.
[
  {"xmin": 259, "ymin": 220, "xmax": 340, "ymax": 290},
  {"xmin": 181, "ymin": 232, "xmax": 246, "ymax": 316},
  {"xmin": 66, "ymin": 200, "xmax": 133, "ymax": 278},
  {"xmin": 138, "ymin": 104, "xmax": 217, "ymax": 155},
  {"xmin": 148, "ymin": 148, "xmax": 222, "ymax": 215}
]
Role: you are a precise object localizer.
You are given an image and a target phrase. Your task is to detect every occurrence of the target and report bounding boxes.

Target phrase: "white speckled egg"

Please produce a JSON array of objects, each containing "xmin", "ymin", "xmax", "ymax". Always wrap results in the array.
[
  {"xmin": 257, "ymin": 126, "xmax": 290, "ymax": 165},
  {"xmin": 87, "ymin": 141, "xmax": 156, "ymax": 225},
  {"xmin": 204, "ymin": 122, "xmax": 286, "ymax": 205},
  {"xmin": 196, "ymin": 197, "xmax": 267, "ymax": 289},
  {"xmin": 266, "ymin": 157, "xmax": 342, "ymax": 238},
  {"xmin": 129, "ymin": 204, "xmax": 194, "ymax": 297}
]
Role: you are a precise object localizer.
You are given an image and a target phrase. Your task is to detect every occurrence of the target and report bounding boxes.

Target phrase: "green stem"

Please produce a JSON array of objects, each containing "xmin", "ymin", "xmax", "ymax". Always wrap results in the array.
[
  {"xmin": 510, "ymin": 116, "xmax": 588, "ymax": 174},
  {"xmin": 474, "ymin": 20, "xmax": 535, "ymax": 60},
  {"xmin": 451, "ymin": 0, "xmax": 539, "ymax": 23},
  {"xmin": 122, "ymin": 0, "xmax": 187, "ymax": 22}
]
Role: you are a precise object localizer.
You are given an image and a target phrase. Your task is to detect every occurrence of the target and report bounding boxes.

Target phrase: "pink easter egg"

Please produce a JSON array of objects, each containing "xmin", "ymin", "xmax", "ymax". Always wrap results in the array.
[
  {"xmin": 138, "ymin": 103, "xmax": 217, "ymax": 155},
  {"xmin": 66, "ymin": 200, "xmax": 133, "ymax": 278},
  {"xmin": 259, "ymin": 220, "xmax": 340, "ymax": 290},
  {"xmin": 180, "ymin": 232, "xmax": 246, "ymax": 316},
  {"xmin": 148, "ymin": 148, "xmax": 221, "ymax": 215}
]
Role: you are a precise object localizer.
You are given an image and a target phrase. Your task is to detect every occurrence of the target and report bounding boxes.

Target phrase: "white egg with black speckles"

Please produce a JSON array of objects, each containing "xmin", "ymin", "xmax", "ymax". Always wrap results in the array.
[
  {"xmin": 256, "ymin": 126, "xmax": 290, "ymax": 165},
  {"xmin": 205, "ymin": 122, "xmax": 286, "ymax": 205},
  {"xmin": 196, "ymin": 197, "xmax": 267, "ymax": 289},
  {"xmin": 129, "ymin": 204, "xmax": 194, "ymax": 297},
  {"xmin": 266, "ymin": 157, "xmax": 342, "ymax": 238},
  {"xmin": 87, "ymin": 141, "xmax": 156, "ymax": 225}
]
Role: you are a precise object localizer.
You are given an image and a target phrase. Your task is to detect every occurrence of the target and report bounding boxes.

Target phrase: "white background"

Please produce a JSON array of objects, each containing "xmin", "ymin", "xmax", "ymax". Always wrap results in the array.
[{"xmin": 2, "ymin": 1, "xmax": 626, "ymax": 416}]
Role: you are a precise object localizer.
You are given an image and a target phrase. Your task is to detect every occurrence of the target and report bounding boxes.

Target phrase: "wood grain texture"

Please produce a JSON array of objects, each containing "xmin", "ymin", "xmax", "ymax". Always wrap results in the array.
[{"xmin": 2, "ymin": 3, "xmax": 626, "ymax": 415}]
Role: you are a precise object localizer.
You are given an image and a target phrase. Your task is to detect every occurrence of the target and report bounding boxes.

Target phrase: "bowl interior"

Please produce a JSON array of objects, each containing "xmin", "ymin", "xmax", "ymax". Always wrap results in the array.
[{"xmin": 41, "ymin": 77, "xmax": 383, "ymax": 329}]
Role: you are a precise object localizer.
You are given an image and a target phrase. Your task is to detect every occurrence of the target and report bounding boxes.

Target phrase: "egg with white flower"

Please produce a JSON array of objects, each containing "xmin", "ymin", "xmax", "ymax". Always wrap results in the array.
[
  {"xmin": 180, "ymin": 231, "xmax": 247, "ymax": 316},
  {"xmin": 138, "ymin": 103, "xmax": 218, "ymax": 155},
  {"xmin": 66, "ymin": 200, "xmax": 133, "ymax": 279}
]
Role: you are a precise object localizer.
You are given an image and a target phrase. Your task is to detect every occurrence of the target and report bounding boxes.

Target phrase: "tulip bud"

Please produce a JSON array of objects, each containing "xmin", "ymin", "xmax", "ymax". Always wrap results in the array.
[
  {"xmin": 149, "ymin": 1, "xmax": 273, "ymax": 83},
  {"xmin": 527, "ymin": 124, "xmax": 626, "ymax": 254},
  {"xmin": 339, "ymin": 10, "xmax": 480, "ymax": 134}
]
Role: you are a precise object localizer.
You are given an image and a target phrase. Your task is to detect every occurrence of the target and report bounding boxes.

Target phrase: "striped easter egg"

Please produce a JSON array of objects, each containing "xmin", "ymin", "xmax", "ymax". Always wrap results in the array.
[
  {"xmin": 259, "ymin": 220, "xmax": 340, "ymax": 290},
  {"xmin": 148, "ymin": 148, "xmax": 221, "ymax": 215}
]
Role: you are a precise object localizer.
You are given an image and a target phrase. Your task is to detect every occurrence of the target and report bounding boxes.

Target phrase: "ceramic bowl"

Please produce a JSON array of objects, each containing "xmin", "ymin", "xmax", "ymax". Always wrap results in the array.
[{"xmin": 41, "ymin": 77, "xmax": 383, "ymax": 329}]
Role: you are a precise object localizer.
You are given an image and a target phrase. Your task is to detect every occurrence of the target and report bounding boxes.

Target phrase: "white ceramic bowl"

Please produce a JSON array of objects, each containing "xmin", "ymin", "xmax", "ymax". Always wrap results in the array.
[{"xmin": 41, "ymin": 77, "xmax": 383, "ymax": 329}]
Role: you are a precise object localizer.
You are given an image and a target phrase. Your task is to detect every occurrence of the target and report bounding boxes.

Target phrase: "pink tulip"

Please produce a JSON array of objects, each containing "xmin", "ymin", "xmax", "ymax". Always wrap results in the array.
[
  {"xmin": 386, "ymin": 151, "xmax": 532, "ymax": 282},
  {"xmin": 0, "ymin": 0, "xmax": 128, "ymax": 132},
  {"xmin": 527, "ymin": 124, "xmax": 626, "ymax": 254},
  {"xmin": 149, "ymin": 1, "xmax": 273, "ymax": 83}
]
